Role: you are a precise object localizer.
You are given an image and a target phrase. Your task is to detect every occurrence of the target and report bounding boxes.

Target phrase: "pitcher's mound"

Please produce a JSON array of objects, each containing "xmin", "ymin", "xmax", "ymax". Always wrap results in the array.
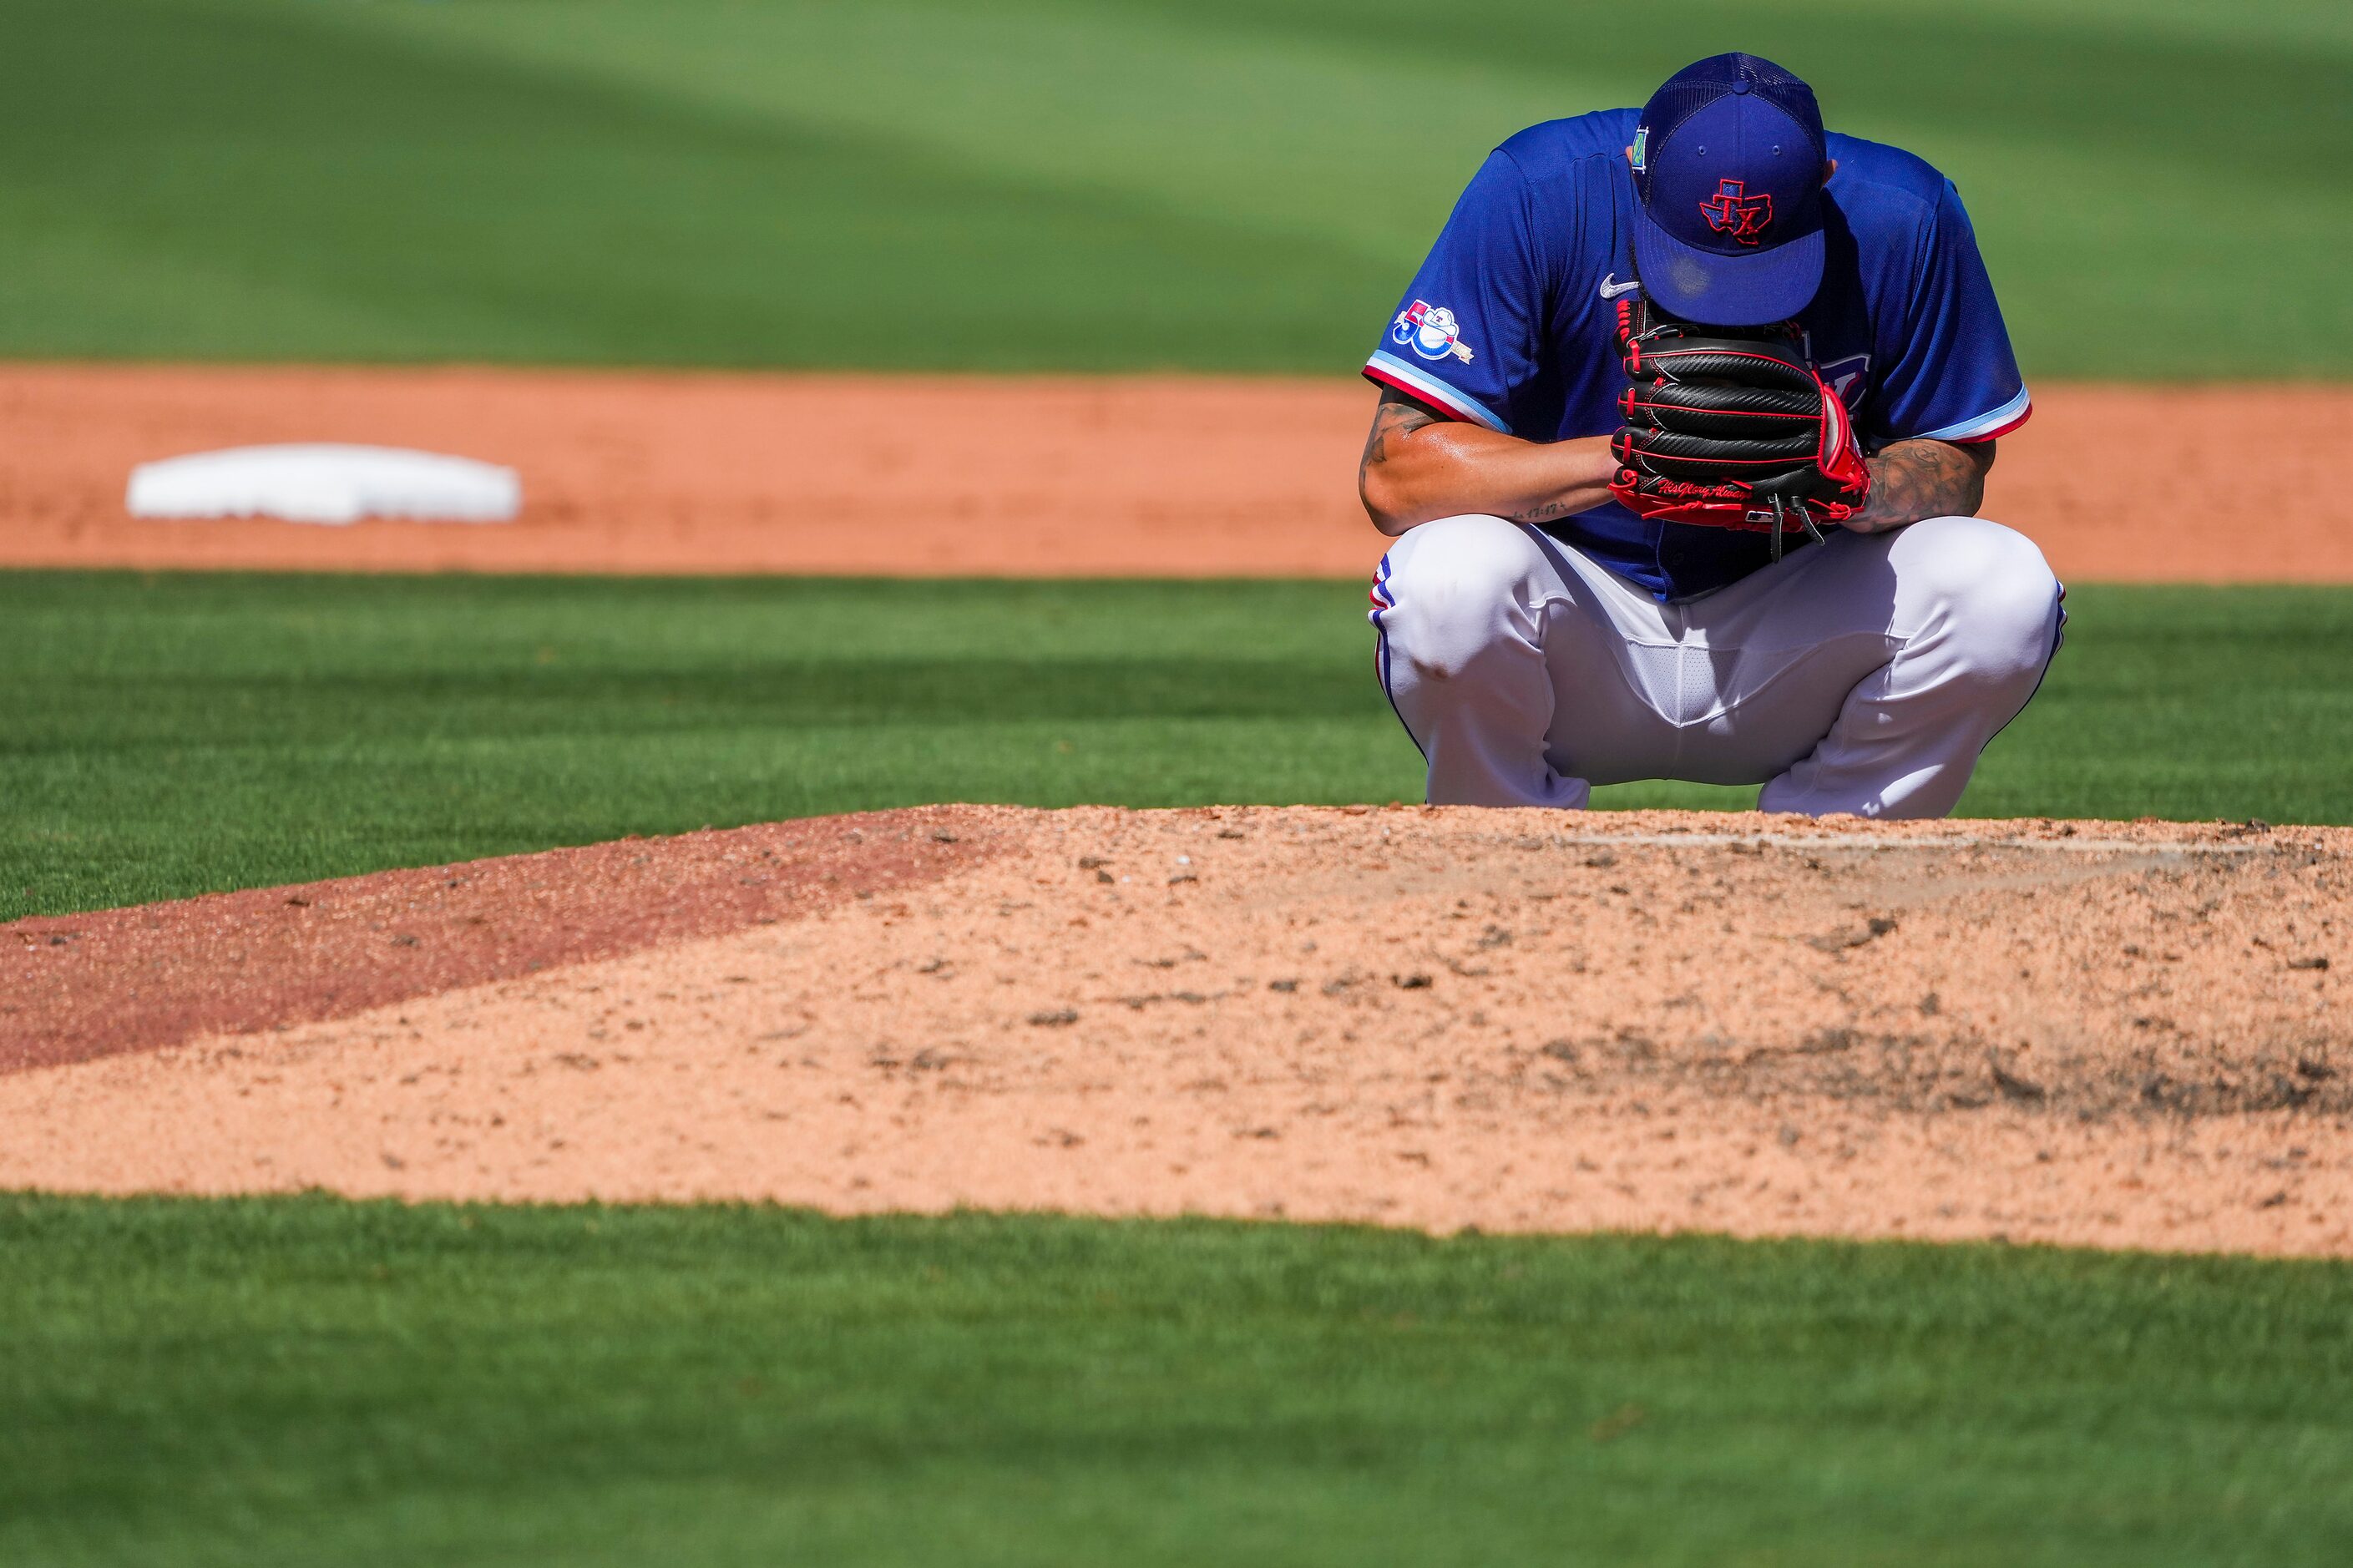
[{"xmin": 5, "ymin": 807, "xmax": 2346, "ymax": 1256}]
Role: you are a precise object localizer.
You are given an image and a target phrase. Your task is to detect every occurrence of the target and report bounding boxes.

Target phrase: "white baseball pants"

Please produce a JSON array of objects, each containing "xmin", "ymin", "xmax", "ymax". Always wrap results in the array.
[{"xmin": 1369, "ymin": 513, "xmax": 2064, "ymax": 818}]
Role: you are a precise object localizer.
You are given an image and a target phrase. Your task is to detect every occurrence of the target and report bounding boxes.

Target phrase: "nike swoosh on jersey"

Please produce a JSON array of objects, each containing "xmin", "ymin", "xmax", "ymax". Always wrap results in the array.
[{"xmin": 1597, "ymin": 273, "xmax": 1642, "ymax": 299}]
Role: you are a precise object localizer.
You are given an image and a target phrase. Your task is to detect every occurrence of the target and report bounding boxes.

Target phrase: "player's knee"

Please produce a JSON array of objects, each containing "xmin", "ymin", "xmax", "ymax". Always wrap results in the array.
[
  {"xmin": 1896, "ymin": 516, "xmax": 2061, "ymax": 680},
  {"xmin": 1376, "ymin": 515, "xmax": 1540, "ymax": 680}
]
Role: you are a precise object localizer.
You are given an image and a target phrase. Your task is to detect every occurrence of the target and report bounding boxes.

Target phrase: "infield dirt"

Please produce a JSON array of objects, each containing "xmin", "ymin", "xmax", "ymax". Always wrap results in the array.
[
  {"xmin": 3, "ymin": 365, "xmax": 2349, "ymax": 582},
  {"xmin": 7, "ymin": 806, "xmax": 2345, "ymax": 1257},
  {"xmin": 7, "ymin": 366, "xmax": 2347, "ymax": 1256}
]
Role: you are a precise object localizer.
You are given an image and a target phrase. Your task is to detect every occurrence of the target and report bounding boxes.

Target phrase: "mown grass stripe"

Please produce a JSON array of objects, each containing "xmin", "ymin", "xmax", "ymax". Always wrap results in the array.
[
  {"xmin": 7, "ymin": 573, "xmax": 2353, "ymax": 918},
  {"xmin": 3, "ymin": 0, "xmax": 2347, "ymax": 375},
  {"xmin": 3, "ymin": 1194, "xmax": 2350, "ymax": 1566}
]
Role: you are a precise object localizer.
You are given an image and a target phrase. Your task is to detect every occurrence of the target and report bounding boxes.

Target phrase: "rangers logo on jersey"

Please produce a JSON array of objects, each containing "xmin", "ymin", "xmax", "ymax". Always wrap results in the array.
[
  {"xmin": 1819, "ymin": 352, "xmax": 1870, "ymax": 405},
  {"xmin": 1392, "ymin": 300, "xmax": 1475, "ymax": 363},
  {"xmin": 1698, "ymin": 179, "xmax": 1773, "ymax": 245}
]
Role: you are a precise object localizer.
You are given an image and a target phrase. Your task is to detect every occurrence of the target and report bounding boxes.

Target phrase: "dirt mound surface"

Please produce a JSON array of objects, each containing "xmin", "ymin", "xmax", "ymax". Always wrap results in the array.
[
  {"xmin": 3, "ymin": 809, "xmax": 994, "ymax": 1073},
  {"xmin": 4, "ymin": 807, "xmax": 2346, "ymax": 1257},
  {"xmin": 2, "ymin": 365, "xmax": 2347, "ymax": 582}
]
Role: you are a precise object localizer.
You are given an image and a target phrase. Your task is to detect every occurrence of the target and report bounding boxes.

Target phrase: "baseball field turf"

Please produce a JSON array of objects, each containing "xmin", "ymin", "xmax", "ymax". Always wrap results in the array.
[
  {"xmin": 7, "ymin": 574, "xmax": 2353, "ymax": 920},
  {"xmin": 16, "ymin": 0, "xmax": 2351, "ymax": 375},
  {"xmin": 7, "ymin": 1196, "xmax": 2351, "ymax": 1566},
  {"xmin": 8, "ymin": 3, "xmax": 2352, "ymax": 1563}
]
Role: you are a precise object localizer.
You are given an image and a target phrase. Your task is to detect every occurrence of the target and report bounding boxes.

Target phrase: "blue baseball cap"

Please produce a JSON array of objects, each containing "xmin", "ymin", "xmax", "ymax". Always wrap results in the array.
[{"xmin": 1630, "ymin": 53, "xmax": 1829, "ymax": 326}]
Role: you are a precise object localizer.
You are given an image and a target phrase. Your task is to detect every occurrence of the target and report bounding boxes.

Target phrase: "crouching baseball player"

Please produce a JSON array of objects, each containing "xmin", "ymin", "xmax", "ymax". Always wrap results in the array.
[{"xmin": 1361, "ymin": 52, "xmax": 2060, "ymax": 818}]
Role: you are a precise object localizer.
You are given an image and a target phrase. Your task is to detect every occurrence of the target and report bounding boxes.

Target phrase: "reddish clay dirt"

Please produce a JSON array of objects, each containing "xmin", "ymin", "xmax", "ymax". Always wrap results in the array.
[
  {"xmin": 7, "ymin": 368, "xmax": 2348, "ymax": 1255},
  {"xmin": 5, "ymin": 806, "xmax": 2346, "ymax": 1257},
  {"xmin": 2, "ymin": 809, "xmax": 993, "ymax": 1075},
  {"xmin": 2, "ymin": 364, "xmax": 2347, "ymax": 583}
]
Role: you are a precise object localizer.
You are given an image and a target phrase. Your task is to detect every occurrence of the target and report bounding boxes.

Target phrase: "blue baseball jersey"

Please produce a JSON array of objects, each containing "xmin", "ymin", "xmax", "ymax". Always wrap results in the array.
[{"xmin": 1366, "ymin": 109, "xmax": 2030, "ymax": 602}]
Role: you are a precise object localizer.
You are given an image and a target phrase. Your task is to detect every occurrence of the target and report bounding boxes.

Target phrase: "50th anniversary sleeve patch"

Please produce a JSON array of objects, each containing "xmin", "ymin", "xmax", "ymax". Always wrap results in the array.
[{"xmin": 1391, "ymin": 301, "xmax": 1475, "ymax": 364}]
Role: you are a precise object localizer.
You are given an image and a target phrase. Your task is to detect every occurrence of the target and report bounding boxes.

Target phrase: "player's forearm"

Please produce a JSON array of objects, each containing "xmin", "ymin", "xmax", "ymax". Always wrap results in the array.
[
  {"xmin": 1848, "ymin": 438, "xmax": 1996, "ymax": 534},
  {"xmin": 1359, "ymin": 390, "xmax": 1617, "ymax": 538}
]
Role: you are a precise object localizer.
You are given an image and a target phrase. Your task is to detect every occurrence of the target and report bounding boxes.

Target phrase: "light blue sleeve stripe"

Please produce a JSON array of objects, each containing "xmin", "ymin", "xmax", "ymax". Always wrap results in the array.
[
  {"xmin": 1364, "ymin": 352, "xmax": 1510, "ymax": 433},
  {"xmin": 1910, "ymin": 385, "xmax": 2031, "ymax": 443}
]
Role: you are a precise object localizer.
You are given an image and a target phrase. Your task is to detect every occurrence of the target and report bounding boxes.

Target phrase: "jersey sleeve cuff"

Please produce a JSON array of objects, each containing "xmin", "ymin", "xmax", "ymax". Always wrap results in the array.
[
  {"xmin": 1908, "ymin": 385, "xmax": 2032, "ymax": 443},
  {"xmin": 1362, "ymin": 352, "xmax": 1510, "ymax": 433}
]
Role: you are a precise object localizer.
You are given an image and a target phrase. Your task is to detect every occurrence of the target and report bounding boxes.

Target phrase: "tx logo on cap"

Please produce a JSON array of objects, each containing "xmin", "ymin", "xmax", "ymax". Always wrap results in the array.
[{"xmin": 1698, "ymin": 180, "xmax": 1774, "ymax": 245}]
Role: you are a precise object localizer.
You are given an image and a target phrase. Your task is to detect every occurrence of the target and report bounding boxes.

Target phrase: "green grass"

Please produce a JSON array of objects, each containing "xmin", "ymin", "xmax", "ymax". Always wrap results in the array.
[
  {"xmin": 5, "ymin": 0, "xmax": 2347, "ymax": 376},
  {"xmin": 5, "ymin": 572, "xmax": 2350, "ymax": 919},
  {"xmin": 0, "ymin": 572, "xmax": 1416, "ymax": 918},
  {"xmin": 4, "ymin": 1193, "xmax": 2350, "ymax": 1566}
]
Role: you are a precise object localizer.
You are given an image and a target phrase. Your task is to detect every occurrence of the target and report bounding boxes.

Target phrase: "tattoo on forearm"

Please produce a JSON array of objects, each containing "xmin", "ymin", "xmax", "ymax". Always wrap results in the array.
[
  {"xmin": 1852, "ymin": 438, "xmax": 1993, "ymax": 533},
  {"xmin": 1360, "ymin": 387, "xmax": 1440, "ymax": 469},
  {"xmin": 1506, "ymin": 500, "xmax": 1578, "ymax": 523}
]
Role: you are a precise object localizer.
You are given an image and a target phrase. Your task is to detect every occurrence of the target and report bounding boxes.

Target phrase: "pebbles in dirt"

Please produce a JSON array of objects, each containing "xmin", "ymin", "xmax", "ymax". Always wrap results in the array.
[{"xmin": 1, "ymin": 806, "xmax": 2344, "ymax": 1257}]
